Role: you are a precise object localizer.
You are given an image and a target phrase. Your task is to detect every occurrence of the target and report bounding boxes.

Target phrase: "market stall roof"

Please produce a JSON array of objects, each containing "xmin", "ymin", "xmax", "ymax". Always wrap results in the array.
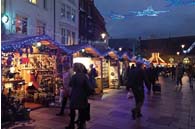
[
  {"xmin": 93, "ymin": 45, "xmax": 119, "ymax": 59},
  {"xmin": 117, "ymin": 51, "xmax": 133, "ymax": 61},
  {"xmin": 1, "ymin": 35, "xmax": 71, "ymax": 54},
  {"xmin": 66, "ymin": 44, "xmax": 102, "ymax": 57}
]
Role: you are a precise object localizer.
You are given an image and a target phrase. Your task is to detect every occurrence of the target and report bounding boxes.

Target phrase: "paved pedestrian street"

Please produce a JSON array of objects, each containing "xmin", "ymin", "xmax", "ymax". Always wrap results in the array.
[{"xmin": 5, "ymin": 76, "xmax": 195, "ymax": 129}]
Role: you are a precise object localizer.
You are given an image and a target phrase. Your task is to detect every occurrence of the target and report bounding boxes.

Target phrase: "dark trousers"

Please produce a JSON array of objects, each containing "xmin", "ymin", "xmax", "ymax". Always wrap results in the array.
[
  {"xmin": 147, "ymin": 79, "xmax": 155, "ymax": 92},
  {"xmin": 69, "ymin": 108, "xmax": 86, "ymax": 129},
  {"xmin": 176, "ymin": 77, "xmax": 182, "ymax": 86},
  {"xmin": 132, "ymin": 88, "xmax": 144, "ymax": 113},
  {"xmin": 59, "ymin": 97, "xmax": 67, "ymax": 114},
  {"xmin": 189, "ymin": 75, "xmax": 193, "ymax": 87}
]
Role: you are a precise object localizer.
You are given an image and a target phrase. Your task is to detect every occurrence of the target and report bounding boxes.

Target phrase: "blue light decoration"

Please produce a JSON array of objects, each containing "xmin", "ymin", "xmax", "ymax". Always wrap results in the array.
[
  {"xmin": 183, "ymin": 41, "xmax": 195, "ymax": 54},
  {"xmin": 1, "ymin": 35, "xmax": 72, "ymax": 54},
  {"xmin": 129, "ymin": 6, "xmax": 169, "ymax": 16},
  {"xmin": 104, "ymin": 11, "xmax": 127, "ymax": 20},
  {"xmin": 165, "ymin": 0, "xmax": 195, "ymax": 7}
]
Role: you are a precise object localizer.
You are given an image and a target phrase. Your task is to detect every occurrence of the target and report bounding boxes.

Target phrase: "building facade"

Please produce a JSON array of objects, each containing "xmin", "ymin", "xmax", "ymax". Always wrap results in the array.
[
  {"xmin": 1, "ymin": 0, "xmax": 79, "ymax": 46},
  {"xmin": 140, "ymin": 36, "xmax": 195, "ymax": 64},
  {"xmin": 79, "ymin": 0, "xmax": 107, "ymax": 44}
]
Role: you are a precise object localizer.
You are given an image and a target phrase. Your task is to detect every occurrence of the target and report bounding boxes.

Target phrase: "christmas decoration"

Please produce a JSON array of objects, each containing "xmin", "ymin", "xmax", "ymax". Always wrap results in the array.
[{"xmin": 129, "ymin": 6, "xmax": 169, "ymax": 17}]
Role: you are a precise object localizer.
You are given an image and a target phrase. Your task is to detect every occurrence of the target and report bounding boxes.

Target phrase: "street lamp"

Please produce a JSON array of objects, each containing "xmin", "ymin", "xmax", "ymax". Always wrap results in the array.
[
  {"xmin": 101, "ymin": 33, "xmax": 106, "ymax": 39},
  {"xmin": 181, "ymin": 44, "xmax": 185, "ymax": 49},
  {"xmin": 119, "ymin": 47, "xmax": 122, "ymax": 51},
  {"xmin": 176, "ymin": 51, "xmax": 180, "ymax": 55},
  {"xmin": 1, "ymin": 14, "xmax": 9, "ymax": 23}
]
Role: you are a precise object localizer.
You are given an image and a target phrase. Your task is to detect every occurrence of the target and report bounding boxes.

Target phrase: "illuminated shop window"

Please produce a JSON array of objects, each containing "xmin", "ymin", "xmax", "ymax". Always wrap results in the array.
[
  {"xmin": 15, "ymin": 15, "xmax": 28, "ymax": 34},
  {"xmin": 29, "ymin": 0, "xmax": 37, "ymax": 4}
]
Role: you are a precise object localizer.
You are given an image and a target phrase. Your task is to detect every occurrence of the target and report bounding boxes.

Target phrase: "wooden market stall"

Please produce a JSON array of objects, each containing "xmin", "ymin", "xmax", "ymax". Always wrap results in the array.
[{"xmin": 1, "ymin": 35, "xmax": 71, "ymax": 108}]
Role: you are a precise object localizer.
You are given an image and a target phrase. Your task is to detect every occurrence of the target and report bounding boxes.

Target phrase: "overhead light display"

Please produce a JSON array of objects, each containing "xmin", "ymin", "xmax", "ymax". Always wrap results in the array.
[
  {"xmin": 129, "ymin": 6, "xmax": 169, "ymax": 16},
  {"xmin": 165, "ymin": 0, "xmax": 195, "ymax": 6},
  {"xmin": 183, "ymin": 41, "xmax": 195, "ymax": 54},
  {"xmin": 104, "ymin": 11, "xmax": 126, "ymax": 20}
]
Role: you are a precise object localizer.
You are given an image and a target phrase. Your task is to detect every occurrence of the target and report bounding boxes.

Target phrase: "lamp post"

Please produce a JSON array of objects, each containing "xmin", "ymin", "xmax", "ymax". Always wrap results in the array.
[
  {"xmin": 101, "ymin": 33, "xmax": 106, "ymax": 39},
  {"xmin": 1, "ymin": 14, "xmax": 9, "ymax": 23},
  {"xmin": 181, "ymin": 44, "xmax": 185, "ymax": 49}
]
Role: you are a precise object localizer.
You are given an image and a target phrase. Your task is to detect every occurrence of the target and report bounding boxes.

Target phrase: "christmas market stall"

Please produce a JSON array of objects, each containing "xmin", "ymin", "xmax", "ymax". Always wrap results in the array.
[
  {"xmin": 99, "ymin": 48, "xmax": 120, "ymax": 89},
  {"xmin": 1, "ymin": 35, "xmax": 71, "ymax": 109},
  {"xmin": 66, "ymin": 44, "xmax": 104, "ymax": 93}
]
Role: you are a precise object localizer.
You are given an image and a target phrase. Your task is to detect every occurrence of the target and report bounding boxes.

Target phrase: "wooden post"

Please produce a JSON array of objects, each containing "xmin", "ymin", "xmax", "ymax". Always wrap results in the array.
[
  {"xmin": 100, "ymin": 58, "xmax": 103, "ymax": 93},
  {"xmin": 117, "ymin": 60, "xmax": 120, "ymax": 89}
]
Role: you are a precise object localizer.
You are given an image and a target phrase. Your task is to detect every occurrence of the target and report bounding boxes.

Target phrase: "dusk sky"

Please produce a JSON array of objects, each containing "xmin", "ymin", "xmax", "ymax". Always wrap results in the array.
[{"xmin": 94, "ymin": 0, "xmax": 195, "ymax": 39}]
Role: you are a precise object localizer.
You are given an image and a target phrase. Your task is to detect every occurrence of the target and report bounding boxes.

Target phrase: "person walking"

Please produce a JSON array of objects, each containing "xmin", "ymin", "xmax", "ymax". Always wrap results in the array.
[
  {"xmin": 129, "ymin": 61, "xmax": 149, "ymax": 120},
  {"xmin": 171, "ymin": 65, "xmax": 176, "ymax": 80},
  {"xmin": 186, "ymin": 64, "xmax": 193, "ymax": 89},
  {"xmin": 88, "ymin": 64, "xmax": 98, "ymax": 93},
  {"xmin": 175, "ymin": 63, "xmax": 184, "ymax": 91},
  {"xmin": 66, "ymin": 63, "xmax": 92, "ymax": 129},
  {"xmin": 146, "ymin": 63, "xmax": 157, "ymax": 94},
  {"xmin": 56, "ymin": 65, "xmax": 71, "ymax": 116}
]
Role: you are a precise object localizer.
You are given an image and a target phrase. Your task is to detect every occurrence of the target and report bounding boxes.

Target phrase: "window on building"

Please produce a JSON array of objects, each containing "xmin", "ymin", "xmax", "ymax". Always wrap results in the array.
[
  {"xmin": 1, "ymin": 0, "xmax": 5, "ymax": 13},
  {"xmin": 66, "ymin": 5, "xmax": 71, "ymax": 20},
  {"xmin": 61, "ymin": 3, "xmax": 66, "ymax": 17},
  {"xmin": 15, "ymin": 15, "xmax": 28, "ymax": 34},
  {"xmin": 80, "ymin": 0, "xmax": 85, "ymax": 10},
  {"xmin": 71, "ymin": 9, "xmax": 76, "ymax": 22},
  {"xmin": 36, "ymin": 20, "xmax": 45, "ymax": 35},
  {"xmin": 61, "ymin": 28, "xmax": 66, "ymax": 45},
  {"xmin": 68, "ymin": 0, "xmax": 76, "ymax": 5},
  {"xmin": 67, "ymin": 30, "xmax": 71, "ymax": 45},
  {"xmin": 43, "ymin": 0, "xmax": 47, "ymax": 9},
  {"xmin": 72, "ymin": 32, "xmax": 76, "ymax": 45},
  {"xmin": 29, "ymin": 0, "xmax": 37, "ymax": 4}
]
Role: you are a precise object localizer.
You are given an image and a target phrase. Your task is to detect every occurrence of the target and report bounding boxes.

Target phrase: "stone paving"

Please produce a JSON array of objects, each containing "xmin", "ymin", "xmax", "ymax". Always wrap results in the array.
[{"xmin": 4, "ymin": 76, "xmax": 195, "ymax": 129}]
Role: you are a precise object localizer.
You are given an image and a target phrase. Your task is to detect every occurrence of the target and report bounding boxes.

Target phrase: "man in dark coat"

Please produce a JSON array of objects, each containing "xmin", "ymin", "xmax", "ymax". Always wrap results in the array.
[
  {"xmin": 146, "ymin": 63, "xmax": 157, "ymax": 94},
  {"xmin": 66, "ymin": 63, "xmax": 92, "ymax": 129},
  {"xmin": 129, "ymin": 61, "xmax": 149, "ymax": 120}
]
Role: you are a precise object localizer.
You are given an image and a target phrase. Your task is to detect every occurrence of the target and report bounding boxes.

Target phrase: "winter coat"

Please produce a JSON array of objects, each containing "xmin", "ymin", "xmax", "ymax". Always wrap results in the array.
[
  {"xmin": 62, "ymin": 71, "xmax": 71, "ymax": 97},
  {"xmin": 69, "ymin": 73, "xmax": 91, "ymax": 109},
  {"xmin": 130, "ymin": 67, "xmax": 149, "ymax": 92}
]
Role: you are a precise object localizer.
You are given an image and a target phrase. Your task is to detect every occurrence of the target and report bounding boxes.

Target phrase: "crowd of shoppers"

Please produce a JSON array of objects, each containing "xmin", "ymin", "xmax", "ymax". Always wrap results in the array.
[{"xmin": 55, "ymin": 61, "xmax": 195, "ymax": 128}]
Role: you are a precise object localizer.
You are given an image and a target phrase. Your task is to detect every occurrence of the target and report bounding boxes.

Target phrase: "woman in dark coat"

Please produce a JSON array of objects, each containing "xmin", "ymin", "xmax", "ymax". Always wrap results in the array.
[{"xmin": 66, "ymin": 63, "xmax": 92, "ymax": 129}]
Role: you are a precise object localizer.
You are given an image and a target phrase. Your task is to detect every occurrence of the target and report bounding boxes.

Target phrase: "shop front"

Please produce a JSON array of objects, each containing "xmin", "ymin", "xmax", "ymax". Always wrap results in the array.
[{"xmin": 1, "ymin": 35, "xmax": 71, "ymax": 109}]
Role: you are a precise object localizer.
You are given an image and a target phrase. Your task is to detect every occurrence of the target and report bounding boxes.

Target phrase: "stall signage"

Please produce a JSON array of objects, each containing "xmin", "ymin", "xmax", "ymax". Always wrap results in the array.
[{"xmin": 110, "ymin": 60, "xmax": 118, "ymax": 66}]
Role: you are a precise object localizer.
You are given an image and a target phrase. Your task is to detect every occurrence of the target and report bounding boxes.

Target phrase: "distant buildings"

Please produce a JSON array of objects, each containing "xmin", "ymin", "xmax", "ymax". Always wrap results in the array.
[
  {"xmin": 140, "ymin": 36, "xmax": 195, "ymax": 64},
  {"xmin": 108, "ymin": 38, "xmax": 140, "ymax": 55},
  {"xmin": 2, "ymin": 0, "xmax": 79, "ymax": 45},
  {"xmin": 1, "ymin": 0, "xmax": 107, "ymax": 46},
  {"xmin": 79, "ymin": 0, "xmax": 107, "ymax": 44}
]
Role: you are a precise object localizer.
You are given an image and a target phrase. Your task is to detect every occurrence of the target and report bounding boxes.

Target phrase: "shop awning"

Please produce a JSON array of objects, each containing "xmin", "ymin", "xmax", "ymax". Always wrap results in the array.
[
  {"xmin": 118, "ymin": 51, "xmax": 133, "ymax": 61},
  {"xmin": 1, "ymin": 35, "xmax": 71, "ymax": 54},
  {"xmin": 67, "ymin": 44, "xmax": 102, "ymax": 57},
  {"xmin": 93, "ymin": 45, "xmax": 119, "ymax": 59}
]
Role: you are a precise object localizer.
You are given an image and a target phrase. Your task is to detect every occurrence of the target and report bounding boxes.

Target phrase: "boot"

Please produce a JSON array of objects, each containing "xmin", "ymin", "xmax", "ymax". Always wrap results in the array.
[{"xmin": 131, "ymin": 109, "xmax": 137, "ymax": 120}]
